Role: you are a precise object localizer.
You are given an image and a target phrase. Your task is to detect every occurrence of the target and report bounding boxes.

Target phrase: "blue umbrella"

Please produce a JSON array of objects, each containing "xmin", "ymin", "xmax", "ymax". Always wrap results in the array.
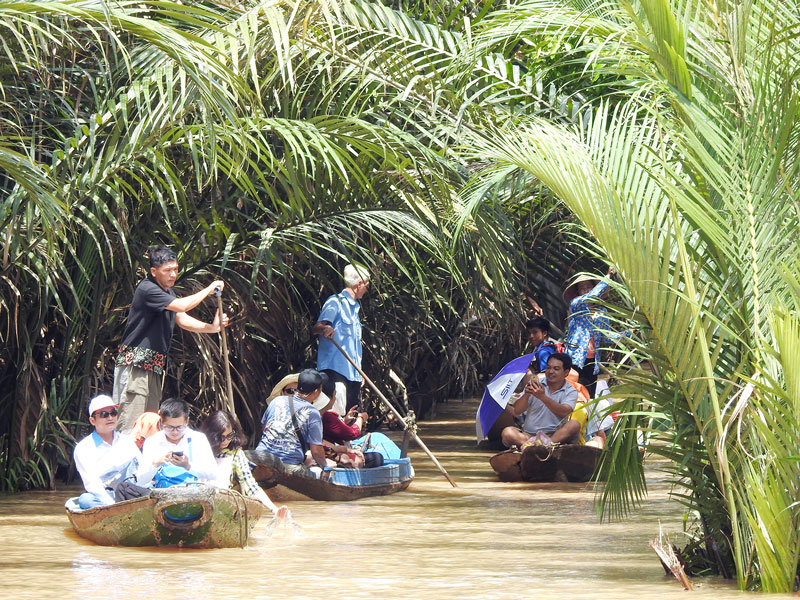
[{"xmin": 475, "ymin": 353, "xmax": 534, "ymax": 442}]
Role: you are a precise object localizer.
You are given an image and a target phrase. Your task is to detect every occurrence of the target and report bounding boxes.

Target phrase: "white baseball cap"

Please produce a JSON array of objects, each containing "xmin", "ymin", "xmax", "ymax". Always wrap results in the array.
[{"xmin": 88, "ymin": 394, "xmax": 117, "ymax": 416}]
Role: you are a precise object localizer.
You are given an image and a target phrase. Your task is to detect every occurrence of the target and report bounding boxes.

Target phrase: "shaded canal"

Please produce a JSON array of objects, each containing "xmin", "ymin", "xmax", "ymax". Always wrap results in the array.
[{"xmin": 2, "ymin": 398, "xmax": 757, "ymax": 599}]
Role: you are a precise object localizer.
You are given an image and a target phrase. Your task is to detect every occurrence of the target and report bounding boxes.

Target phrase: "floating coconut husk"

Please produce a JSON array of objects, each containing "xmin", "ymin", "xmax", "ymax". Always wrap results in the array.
[{"xmin": 650, "ymin": 524, "xmax": 693, "ymax": 590}]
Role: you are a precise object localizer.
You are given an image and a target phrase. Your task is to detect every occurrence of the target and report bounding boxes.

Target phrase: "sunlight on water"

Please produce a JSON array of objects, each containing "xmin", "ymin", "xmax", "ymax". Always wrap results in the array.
[{"xmin": 0, "ymin": 399, "xmax": 773, "ymax": 599}]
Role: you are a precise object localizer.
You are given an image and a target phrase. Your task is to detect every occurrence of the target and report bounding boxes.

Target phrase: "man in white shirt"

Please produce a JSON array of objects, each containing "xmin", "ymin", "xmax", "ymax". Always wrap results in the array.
[
  {"xmin": 73, "ymin": 394, "xmax": 142, "ymax": 508},
  {"xmin": 135, "ymin": 398, "xmax": 217, "ymax": 487}
]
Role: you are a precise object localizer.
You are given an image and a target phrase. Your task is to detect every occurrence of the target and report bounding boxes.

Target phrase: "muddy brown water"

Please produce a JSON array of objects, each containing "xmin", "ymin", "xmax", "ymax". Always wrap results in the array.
[{"xmin": 1, "ymin": 399, "xmax": 763, "ymax": 599}]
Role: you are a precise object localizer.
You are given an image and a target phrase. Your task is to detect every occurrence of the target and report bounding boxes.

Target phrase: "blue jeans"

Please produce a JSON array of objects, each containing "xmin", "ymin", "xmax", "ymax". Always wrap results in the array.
[{"xmin": 78, "ymin": 492, "xmax": 108, "ymax": 509}]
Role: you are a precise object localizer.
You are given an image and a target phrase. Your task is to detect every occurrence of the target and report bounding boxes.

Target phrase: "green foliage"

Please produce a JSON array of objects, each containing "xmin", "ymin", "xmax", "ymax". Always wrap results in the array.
[
  {"xmin": 0, "ymin": 0, "xmax": 583, "ymax": 494},
  {"xmin": 463, "ymin": 0, "xmax": 800, "ymax": 590},
  {"xmin": 11, "ymin": 0, "xmax": 796, "ymax": 590}
]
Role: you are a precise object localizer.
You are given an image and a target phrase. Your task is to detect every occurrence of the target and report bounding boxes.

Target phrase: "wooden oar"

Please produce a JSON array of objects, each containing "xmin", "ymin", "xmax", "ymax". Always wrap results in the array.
[
  {"xmin": 329, "ymin": 338, "xmax": 457, "ymax": 488},
  {"xmin": 214, "ymin": 287, "xmax": 235, "ymax": 416}
]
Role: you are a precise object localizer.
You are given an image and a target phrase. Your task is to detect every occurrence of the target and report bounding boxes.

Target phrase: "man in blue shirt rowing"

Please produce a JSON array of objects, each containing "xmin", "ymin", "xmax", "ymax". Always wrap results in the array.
[{"xmin": 312, "ymin": 264, "xmax": 371, "ymax": 412}]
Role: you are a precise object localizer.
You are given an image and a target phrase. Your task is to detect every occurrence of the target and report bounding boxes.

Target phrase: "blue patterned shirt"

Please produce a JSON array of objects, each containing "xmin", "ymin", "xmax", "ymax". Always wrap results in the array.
[
  {"xmin": 257, "ymin": 395, "xmax": 323, "ymax": 464},
  {"xmin": 531, "ymin": 342, "xmax": 557, "ymax": 373},
  {"xmin": 564, "ymin": 281, "xmax": 627, "ymax": 372}
]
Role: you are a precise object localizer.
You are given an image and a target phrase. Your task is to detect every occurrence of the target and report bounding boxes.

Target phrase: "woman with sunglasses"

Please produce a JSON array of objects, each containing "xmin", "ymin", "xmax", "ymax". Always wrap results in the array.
[{"xmin": 200, "ymin": 410, "xmax": 288, "ymax": 518}]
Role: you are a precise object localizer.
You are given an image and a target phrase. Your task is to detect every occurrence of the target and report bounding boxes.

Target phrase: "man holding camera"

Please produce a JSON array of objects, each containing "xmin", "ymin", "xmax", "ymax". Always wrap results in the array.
[
  {"xmin": 135, "ymin": 398, "xmax": 217, "ymax": 487},
  {"xmin": 501, "ymin": 352, "xmax": 582, "ymax": 447}
]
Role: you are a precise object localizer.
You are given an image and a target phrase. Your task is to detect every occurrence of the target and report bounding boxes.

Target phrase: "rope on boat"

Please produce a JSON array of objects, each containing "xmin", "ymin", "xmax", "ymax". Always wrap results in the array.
[
  {"xmin": 532, "ymin": 443, "xmax": 559, "ymax": 462},
  {"xmin": 403, "ymin": 410, "xmax": 418, "ymax": 437},
  {"xmin": 228, "ymin": 488, "xmax": 248, "ymax": 548}
]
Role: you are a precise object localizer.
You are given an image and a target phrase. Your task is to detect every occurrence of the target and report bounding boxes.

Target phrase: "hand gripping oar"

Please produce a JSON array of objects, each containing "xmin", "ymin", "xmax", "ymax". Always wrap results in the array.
[
  {"xmin": 214, "ymin": 287, "xmax": 235, "ymax": 415},
  {"xmin": 329, "ymin": 338, "xmax": 457, "ymax": 487}
]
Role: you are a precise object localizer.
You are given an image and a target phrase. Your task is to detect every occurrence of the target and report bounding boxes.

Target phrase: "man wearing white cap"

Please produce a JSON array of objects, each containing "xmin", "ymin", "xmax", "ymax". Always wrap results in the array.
[{"xmin": 73, "ymin": 394, "xmax": 142, "ymax": 508}]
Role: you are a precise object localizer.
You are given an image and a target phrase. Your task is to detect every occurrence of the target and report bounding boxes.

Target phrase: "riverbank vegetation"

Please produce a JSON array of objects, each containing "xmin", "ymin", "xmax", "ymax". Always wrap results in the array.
[
  {"xmin": 0, "ymin": 0, "xmax": 586, "ymax": 490},
  {"xmin": 463, "ymin": 0, "xmax": 800, "ymax": 592},
  {"xmin": 1, "ymin": 0, "xmax": 798, "ymax": 592}
]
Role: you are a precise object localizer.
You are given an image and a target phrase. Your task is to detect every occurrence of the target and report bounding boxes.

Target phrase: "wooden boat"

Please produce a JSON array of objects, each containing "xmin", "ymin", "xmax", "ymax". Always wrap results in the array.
[
  {"xmin": 65, "ymin": 484, "xmax": 265, "ymax": 548},
  {"xmin": 490, "ymin": 444, "xmax": 602, "ymax": 483},
  {"xmin": 246, "ymin": 449, "xmax": 414, "ymax": 501}
]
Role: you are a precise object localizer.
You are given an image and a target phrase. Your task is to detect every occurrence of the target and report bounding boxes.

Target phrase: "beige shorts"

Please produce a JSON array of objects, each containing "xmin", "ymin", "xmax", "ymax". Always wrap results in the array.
[{"xmin": 113, "ymin": 365, "xmax": 162, "ymax": 433}]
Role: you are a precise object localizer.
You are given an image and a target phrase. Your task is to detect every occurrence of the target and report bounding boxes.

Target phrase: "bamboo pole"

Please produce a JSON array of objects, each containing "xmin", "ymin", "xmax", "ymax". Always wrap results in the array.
[
  {"xmin": 214, "ymin": 287, "xmax": 235, "ymax": 416},
  {"xmin": 329, "ymin": 338, "xmax": 457, "ymax": 488}
]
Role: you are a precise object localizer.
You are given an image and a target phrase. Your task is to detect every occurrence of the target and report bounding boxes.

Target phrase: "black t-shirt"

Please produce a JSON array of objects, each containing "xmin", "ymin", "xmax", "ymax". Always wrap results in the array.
[{"xmin": 119, "ymin": 275, "xmax": 177, "ymax": 354}]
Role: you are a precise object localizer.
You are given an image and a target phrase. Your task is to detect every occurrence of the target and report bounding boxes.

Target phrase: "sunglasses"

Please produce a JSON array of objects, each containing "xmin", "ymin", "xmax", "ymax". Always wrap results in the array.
[
  {"xmin": 282, "ymin": 387, "xmax": 297, "ymax": 395},
  {"xmin": 221, "ymin": 430, "xmax": 236, "ymax": 442},
  {"xmin": 92, "ymin": 409, "xmax": 118, "ymax": 419}
]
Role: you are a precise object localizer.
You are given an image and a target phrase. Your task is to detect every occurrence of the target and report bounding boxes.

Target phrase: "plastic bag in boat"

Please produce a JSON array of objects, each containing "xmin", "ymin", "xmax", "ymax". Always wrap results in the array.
[
  {"xmin": 152, "ymin": 464, "xmax": 198, "ymax": 488},
  {"xmin": 352, "ymin": 432, "xmax": 401, "ymax": 460}
]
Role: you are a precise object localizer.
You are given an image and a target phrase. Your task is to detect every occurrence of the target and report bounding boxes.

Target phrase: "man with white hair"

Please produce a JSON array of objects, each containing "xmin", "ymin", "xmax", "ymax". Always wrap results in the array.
[
  {"xmin": 312, "ymin": 263, "xmax": 370, "ymax": 411},
  {"xmin": 73, "ymin": 394, "xmax": 142, "ymax": 508}
]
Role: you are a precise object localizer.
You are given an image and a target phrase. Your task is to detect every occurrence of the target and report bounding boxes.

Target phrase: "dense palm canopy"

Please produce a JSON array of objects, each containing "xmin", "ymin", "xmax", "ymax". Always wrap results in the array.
[
  {"xmin": 0, "ymin": 0, "xmax": 582, "ymax": 492},
  {"xmin": 2, "ymin": 0, "xmax": 798, "ymax": 591},
  {"xmin": 462, "ymin": 0, "xmax": 800, "ymax": 591}
]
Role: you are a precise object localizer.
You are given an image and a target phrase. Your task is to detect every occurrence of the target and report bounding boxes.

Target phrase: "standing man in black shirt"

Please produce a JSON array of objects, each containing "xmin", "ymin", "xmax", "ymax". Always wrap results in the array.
[{"xmin": 113, "ymin": 246, "xmax": 229, "ymax": 432}]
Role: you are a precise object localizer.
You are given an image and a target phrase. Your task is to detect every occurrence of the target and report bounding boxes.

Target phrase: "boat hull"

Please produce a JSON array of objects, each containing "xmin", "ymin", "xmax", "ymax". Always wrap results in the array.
[
  {"xmin": 65, "ymin": 484, "xmax": 265, "ymax": 548},
  {"xmin": 490, "ymin": 444, "xmax": 602, "ymax": 483},
  {"xmin": 246, "ymin": 449, "xmax": 414, "ymax": 501}
]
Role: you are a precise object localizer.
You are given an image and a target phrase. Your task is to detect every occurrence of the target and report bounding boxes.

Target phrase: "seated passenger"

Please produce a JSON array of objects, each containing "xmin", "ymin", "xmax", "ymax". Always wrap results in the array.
[
  {"xmin": 129, "ymin": 411, "xmax": 161, "ymax": 450},
  {"xmin": 584, "ymin": 382, "xmax": 616, "ymax": 448},
  {"xmin": 256, "ymin": 368, "xmax": 328, "ymax": 474},
  {"xmin": 135, "ymin": 398, "xmax": 217, "ymax": 487},
  {"xmin": 513, "ymin": 361, "xmax": 589, "ymax": 442},
  {"xmin": 73, "ymin": 394, "xmax": 142, "ymax": 508},
  {"xmin": 264, "ymin": 374, "xmax": 299, "ymax": 406},
  {"xmin": 314, "ymin": 375, "xmax": 367, "ymax": 467},
  {"xmin": 319, "ymin": 374, "xmax": 367, "ymax": 445},
  {"xmin": 526, "ymin": 316, "xmax": 557, "ymax": 373},
  {"xmin": 199, "ymin": 410, "xmax": 289, "ymax": 517},
  {"xmin": 501, "ymin": 353, "xmax": 581, "ymax": 448},
  {"xmin": 506, "ymin": 319, "xmax": 558, "ymax": 431}
]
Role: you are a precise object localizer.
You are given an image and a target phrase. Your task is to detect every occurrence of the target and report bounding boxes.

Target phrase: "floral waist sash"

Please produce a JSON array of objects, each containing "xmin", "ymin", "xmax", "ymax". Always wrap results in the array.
[{"xmin": 115, "ymin": 345, "xmax": 166, "ymax": 375}]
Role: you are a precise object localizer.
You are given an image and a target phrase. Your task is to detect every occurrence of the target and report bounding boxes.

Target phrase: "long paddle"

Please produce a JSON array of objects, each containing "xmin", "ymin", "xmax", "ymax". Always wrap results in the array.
[
  {"xmin": 214, "ymin": 287, "xmax": 235, "ymax": 415},
  {"xmin": 329, "ymin": 338, "xmax": 457, "ymax": 488}
]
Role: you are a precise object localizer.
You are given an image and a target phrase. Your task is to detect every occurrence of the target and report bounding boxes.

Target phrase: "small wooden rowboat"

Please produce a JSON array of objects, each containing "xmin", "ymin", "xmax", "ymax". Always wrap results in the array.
[
  {"xmin": 490, "ymin": 444, "xmax": 602, "ymax": 483},
  {"xmin": 65, "ymin": 484, "xmax": 265, "ymax": 548},
  {"xmin": 246, "ymin": 449, "xmax": 414, "ymax": 501}
]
